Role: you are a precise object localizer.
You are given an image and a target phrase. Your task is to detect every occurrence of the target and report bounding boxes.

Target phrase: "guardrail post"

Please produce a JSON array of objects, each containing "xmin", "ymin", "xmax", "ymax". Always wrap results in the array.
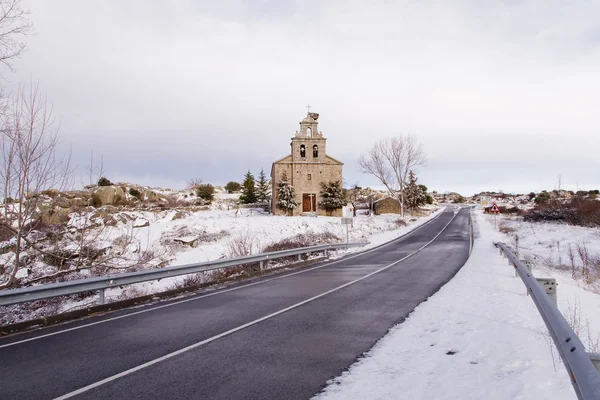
[
  {"xmin": 298, "ymin": 254, "xmax": 302, "ymax": 262},
  {"xmin": 536, "ymin": 278, "xmax": 557, "ymax": 306},
  {"xmin": 98, "ymin": 288, "xmax": 105, "ymax": 305},
  {"xmin": 589, "ymin": 353, "xmax": 600, "ymax": 374},
  {"xmin": 259, "ymin": 260, "xmax": 264, "ymax": 270}
]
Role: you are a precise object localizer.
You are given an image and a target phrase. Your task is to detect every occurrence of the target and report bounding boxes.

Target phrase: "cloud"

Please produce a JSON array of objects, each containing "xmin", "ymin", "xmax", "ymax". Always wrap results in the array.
[{"xmin": 5, "ymin": 0, "xmax": 600, "ymax": 193}]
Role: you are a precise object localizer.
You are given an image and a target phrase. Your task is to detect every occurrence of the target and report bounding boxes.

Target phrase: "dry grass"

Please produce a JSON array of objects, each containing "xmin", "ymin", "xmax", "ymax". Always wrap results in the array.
[{"xmin": 498, "ymin": 222, "xmax": 516, "ymax": 235}]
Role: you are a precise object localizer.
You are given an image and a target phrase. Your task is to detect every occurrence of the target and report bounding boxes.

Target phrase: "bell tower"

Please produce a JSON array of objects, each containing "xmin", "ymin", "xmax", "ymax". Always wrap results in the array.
[{"xmin": 291, "ymin": 108, "xmax": 327, "ymax": 163}]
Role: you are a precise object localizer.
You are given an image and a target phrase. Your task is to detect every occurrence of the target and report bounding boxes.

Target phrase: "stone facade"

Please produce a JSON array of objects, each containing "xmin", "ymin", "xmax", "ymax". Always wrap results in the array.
[{"xmin": 271, "ymin": 112, "xmax": 343, "ymax": 216}]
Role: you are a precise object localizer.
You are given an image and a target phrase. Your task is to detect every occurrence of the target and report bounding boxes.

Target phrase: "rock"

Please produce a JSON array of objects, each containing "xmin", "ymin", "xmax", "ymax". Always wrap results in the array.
[
  {"xmin": 63, "ymin": 190, "xmax": 91, "ymax": 199},
  {"xmin": 173, "ymin": 236, "xmax": 199, "ymax": 247},
  {"xmin": 102, "ymin": 205, "xmax": 118, "ymax": 214},
  {"xmin": 93, "ymin": 187, "xmax": 116, "ymax": 205},
  {"xmin": 38, "ymin": 202, "xmax": 53, "ymax": 212},
  {"xmin": 41, "ymin": 189, "xmax": 60, "ymax": 198},
  {"xmin": 172, "ymin": 211, "xmax": 187, "ymax": 220},
  {"xmin": 144, "ymin": 190, "xmax": 160, "ymax": 202},
  {"xmin": 103, "ymin": 215, "xmax": 118, "ymax": 226},
  {"xmin": 93, "ymin": 186, "xmax": 126, "ymax": 206},
  {"xmin": 55, "ymin": 196, "xmax": 70, "ymax": 208},
  {"xmin": 40, "ymin": 208, "xmax": 70, "ymax": 224},
  {"xmin": 70, "ymin": 197, "xmax": 86, "ymax": 207},
  {"xmin": 133, "ymin": 218, "xmax": 150, "ymax": 228}
]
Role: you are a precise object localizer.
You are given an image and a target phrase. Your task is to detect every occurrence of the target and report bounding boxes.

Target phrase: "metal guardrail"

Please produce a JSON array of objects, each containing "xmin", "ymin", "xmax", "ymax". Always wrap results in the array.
[
  {"xmin": 0, "ymin": 242, "xmax": 367, "ymax": 307},
  {"xmin": 495, "ymin": 242, "xmax": 600, "ymax": 400}
]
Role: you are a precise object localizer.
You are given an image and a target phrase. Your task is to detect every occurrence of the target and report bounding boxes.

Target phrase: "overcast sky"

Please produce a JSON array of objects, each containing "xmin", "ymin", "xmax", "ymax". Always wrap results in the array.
[{"xmin": 5, "ymin": 0, "xmax": 600, "ymax": 195}]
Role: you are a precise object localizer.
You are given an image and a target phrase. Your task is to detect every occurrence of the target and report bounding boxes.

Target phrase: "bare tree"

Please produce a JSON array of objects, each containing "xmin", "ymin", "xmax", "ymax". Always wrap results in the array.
[
  {"xmin": 0, "ymin": 82, "xmax": 71, "ymax": 288},
  {"xmin": 0, "ymin": 0, "xmax": 32, "ymax": 72},
  {"xmin": 358, "ymin": 135, "xmax": 425, "ymax": 217},
  {"xmin": 187, "ymin": 178, "xmax": 203, "ymax": 190}
]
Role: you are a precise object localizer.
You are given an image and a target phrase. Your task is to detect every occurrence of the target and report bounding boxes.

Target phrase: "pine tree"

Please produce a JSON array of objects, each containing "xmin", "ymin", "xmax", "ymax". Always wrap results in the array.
[
  {"xmin": 276, "ymin": 173, "xmax": 297, "ymax": 216},
  {"xmin": 404, "ymin": 170, "xmax": 426, "ymax": 211},
  {"xmin": 239, "ymin": 170, "xmax": 257, "ymax": 204},
  {"xmin": 256, "ymin": 168, "xmax": 271, "ymax": 203},
  {"xmin": 319, "ymin": 181, "xmax": 345, "ymax": 216}
]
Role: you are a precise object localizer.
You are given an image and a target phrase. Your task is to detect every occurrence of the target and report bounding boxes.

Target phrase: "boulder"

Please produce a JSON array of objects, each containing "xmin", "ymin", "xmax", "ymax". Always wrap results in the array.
[
  {"xmin": 171, "ymin": 211, "xmax": 187, "ymax": 220},
  {"xmin": 63, "ymin": 190, "xmax": 91, "ymax": 200},
  {"xmin": 55, "ymin": 196, "xmax": 71, "ymax": 208},
  {"xmin": 173, "ymin": 236, "xmax": 199, "ymax": 247},
  {"xmin": 38, "ymin": 202, "xmax": 53, "ymax": 213},
  {"xmin": 70, "ymin": 197, "xmax": 86, "ymax": 207},
  {"xmin": 40, "ymin": 208, "xmax": 70, "ymax": 225},
  {"xmin": 41, "ymin": 189, "xmax": 60, "ymax": 198},
  {"xmin": 133, "ymin": 218, "xmax": 150, "ymax": 228},
  {"xmin": 93, "ymin": 186, "xmax": 126, "ymax": 206},
  {"xmin": 144, "ymin": 190, "xmax": 160, "ymax": 202}
]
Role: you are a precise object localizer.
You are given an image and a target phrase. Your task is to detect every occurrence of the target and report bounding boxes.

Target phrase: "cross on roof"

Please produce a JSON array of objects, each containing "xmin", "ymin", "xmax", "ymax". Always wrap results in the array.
[{"xmin": 306, "ymin": 104, "xmax": 312, "ymax": 113}]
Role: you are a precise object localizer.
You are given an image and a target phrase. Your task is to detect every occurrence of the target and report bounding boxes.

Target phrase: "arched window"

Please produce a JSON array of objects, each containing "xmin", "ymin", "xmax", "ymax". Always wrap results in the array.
[
  {"xmin": 300, "ymin": 144, "xmax": 306, "ymax": 158},
  {"xmin": 306, "ymin": 128, "xmax": 312, "ymax": 137},
  {"xmin": 313, "ymin": 145, "xmax": 318, "ymax": 158}
]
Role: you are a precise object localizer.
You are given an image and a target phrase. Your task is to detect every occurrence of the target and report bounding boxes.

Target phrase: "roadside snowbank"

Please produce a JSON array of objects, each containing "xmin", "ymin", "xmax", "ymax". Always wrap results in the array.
[{"xmin": 316, "ymin": 209, "xmax": 600, "ymax": 400}]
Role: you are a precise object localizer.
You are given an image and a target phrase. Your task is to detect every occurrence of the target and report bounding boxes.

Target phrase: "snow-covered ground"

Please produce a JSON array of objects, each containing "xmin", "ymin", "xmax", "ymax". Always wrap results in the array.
[
  {"xmin": 0, "ymin": 205, "xmax": 443, "ymax": 324},
  {"xmin": 315, "ymin": 209, "xmax": 600, "ymax": 400},
  {"xmin": 99, "ymin": 207, "xmax": 444, "ymax": 303}
]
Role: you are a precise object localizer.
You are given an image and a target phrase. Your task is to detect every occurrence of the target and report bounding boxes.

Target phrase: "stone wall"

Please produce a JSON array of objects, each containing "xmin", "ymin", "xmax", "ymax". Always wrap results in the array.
[{"xmin": 374, "ymin": 197, "xmax": 401, "ymax": 215}]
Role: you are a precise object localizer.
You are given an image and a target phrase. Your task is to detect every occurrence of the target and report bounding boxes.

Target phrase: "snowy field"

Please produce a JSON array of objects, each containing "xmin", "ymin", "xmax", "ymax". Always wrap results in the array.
[
  {"xmin": 0, "ymin": 205, "xmax": 443, "ymax": 324},
  {"xmin": 316, "ymin": 209, "xmax": 600, "ymax": 400},
  {"xmin": 97, "ymin": 207, "xmax": 444, "ymax": 304}
]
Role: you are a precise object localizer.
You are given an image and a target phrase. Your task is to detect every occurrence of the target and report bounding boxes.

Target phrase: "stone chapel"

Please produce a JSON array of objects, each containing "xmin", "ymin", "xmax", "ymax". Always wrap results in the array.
[{"xmin": 271, "ymin": 111, "xmax": 343, "ymax": 216}]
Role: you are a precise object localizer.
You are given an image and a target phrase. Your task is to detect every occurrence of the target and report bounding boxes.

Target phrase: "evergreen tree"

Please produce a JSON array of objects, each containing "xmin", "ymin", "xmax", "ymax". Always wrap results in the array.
[
  {"xmin": 239, "ymin": 170, "xmax": 257, "ymax": 204},
  {"xmin": 276, "ymin": 173, "xmax": 297, "ymax": 215},
  {"xmin": 405, "ymin": 170, "xmax": 426, "ymax": 211},
  {"xmin": 319, "ymin": 181, "xmax": 345, "ymax": 216},
  {"xmin": 256, "ymin": 168, "xmax": 271, "ymax": 203}
]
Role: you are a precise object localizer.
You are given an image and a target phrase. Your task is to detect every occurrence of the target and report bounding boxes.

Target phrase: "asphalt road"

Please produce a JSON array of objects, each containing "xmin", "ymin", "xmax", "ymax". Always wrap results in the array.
[{"xmin": 0, "ymin": 207, "xmax": 471, "ymax": 400}]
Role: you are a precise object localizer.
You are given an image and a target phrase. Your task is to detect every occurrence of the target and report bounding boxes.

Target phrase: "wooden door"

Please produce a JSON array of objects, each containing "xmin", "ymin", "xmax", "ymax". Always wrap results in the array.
[{"xmin": 302, "ymin": 194, "xmax": 316, "ymax": 212}]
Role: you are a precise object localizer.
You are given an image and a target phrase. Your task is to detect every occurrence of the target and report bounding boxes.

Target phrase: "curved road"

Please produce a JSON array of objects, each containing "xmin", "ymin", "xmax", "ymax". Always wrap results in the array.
[{"xmin": 0, "ymin": 207, "xmax": 471, "ymax": 399}]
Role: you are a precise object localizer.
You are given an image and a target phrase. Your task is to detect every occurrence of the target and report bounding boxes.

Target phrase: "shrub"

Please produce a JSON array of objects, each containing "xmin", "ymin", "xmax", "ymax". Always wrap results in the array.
[
  {"xmin": 394, "ymin": 218, "xmax": 407, "ymax": 227},
  {"xmin": 196, "ymin": 184, "xmax": 214, "ymax": 202},
  {"xmin": 129, "ymin": 188, "xmax": 141, "ymax": 199},
  {"xmin": 262, "ymin": 231, "xmax": 340, "ymax": 263},
  {"xmin": 534, "ymin": 191, "xmax": 551, "ymax": 205},
  {"xmin": 523, "ymin": 198, "xmax": 600, "ymax": 227},
  {"xmin": 498, "ymin": 222, "xmax": 516, "ymax": 234},
  {"xmin": 97, "ymin": 176, "xmax": 112, "ymax": 186},
  {"xmin": 263, "ymin": 231, "xmax": 340, "ymax": 253},
  {"xmin": 43, "ymin": 249, "xmax": 77, "ymax": 269},
  {"xmin": 225, "ymin": 181, "xmax": 241, "ymax": 193},
  {"xmin": 453, "ymin": 195, "xmax": 466, "ymax": 203}
]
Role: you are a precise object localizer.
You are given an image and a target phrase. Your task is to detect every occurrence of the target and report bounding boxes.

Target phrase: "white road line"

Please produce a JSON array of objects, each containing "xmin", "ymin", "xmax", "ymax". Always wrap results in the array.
[
  {"xmin": 0, "ymin": 210, "xmax": 447, "ymax": 349},
  {"xmin": 53, "ymin": 212, "xmax": 459, "ymax": 400}
]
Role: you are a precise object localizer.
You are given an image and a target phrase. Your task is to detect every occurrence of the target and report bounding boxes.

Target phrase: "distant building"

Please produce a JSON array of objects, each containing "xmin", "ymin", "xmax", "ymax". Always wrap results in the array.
[{"xmin": 271, "ymin": 111, "xmax": 343, "ymax": 216}]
